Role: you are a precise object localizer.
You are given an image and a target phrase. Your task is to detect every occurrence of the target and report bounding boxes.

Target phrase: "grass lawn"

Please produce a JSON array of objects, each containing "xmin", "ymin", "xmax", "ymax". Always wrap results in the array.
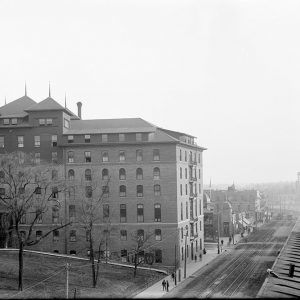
[{"xmin": 0, "ymin": 251, "xmax": 165, "ymax": 298}]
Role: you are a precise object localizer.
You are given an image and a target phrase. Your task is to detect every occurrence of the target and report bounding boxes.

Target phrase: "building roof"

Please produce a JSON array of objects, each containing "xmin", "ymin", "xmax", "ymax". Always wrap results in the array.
[
  {"xmin": 25, "ymin": 97, "xmax": 66, "ymax": 111},
  {"xmin": 65, "ymin": 118, "xmax": 157, "ymax": 134},
  {"xmin": 0, "ymin": 95, "xmax": 36, "ymax": 117}
]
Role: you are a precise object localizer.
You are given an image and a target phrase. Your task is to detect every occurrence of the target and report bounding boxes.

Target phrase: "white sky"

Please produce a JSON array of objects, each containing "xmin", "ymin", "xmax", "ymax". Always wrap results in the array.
[{"xmin": 0, "ymin": 0, "xmax": 299, "ymax": 185}]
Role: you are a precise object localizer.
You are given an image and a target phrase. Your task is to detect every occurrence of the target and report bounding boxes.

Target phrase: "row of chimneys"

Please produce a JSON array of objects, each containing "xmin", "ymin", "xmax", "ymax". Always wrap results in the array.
[{"xmin": 76, "ymin": 101, "xmax": 82, "ymax": 119}]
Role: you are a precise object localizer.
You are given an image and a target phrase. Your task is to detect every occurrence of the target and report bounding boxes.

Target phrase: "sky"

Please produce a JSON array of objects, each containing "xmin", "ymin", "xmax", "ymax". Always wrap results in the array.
[{"xmin": 0, "ymin": 0, "xmax": 299, "ymax": 185}]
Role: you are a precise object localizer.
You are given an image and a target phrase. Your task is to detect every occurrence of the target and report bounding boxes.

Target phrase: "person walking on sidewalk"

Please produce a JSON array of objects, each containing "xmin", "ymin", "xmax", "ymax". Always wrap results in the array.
[
  {"xmin": 162, "ymin": 279, "xmax": 166, "ymax": 291},
  {"xmin": 171, "ymin": 272, "xmax": 175, "ymax": 281},
  {"xmin": 166, "ymin": 280, "xmax": 169, "ymax": 292}
]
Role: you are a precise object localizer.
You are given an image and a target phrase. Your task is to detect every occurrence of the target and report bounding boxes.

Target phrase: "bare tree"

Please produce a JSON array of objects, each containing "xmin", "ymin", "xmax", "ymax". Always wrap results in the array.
[
  {"xmin": 0, "ymin": 152, "xmax": 70, "ymax": 291},
  {"xmin": 75, "ymin": 169, "xmax": 111, "ymax": 288},
  {"xmin": 130, "ymin": 230, "xmax": 154, "ymax": 278}
]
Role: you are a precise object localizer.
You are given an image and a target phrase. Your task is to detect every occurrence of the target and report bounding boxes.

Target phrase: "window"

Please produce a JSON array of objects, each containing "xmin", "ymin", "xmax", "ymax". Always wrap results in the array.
[
  {"xmin": 0, "ymin": 188, "xmax": 5, "ymax": 195},
  {"xmin": 153, "ymin": 167, "xmax": 160, "ymax": 180},
  {"xmin": 136, "ymin": 133, "xmax": 142, "ymax": 141},
  {"xmin": 181, "ymin": 203, "xmax": 183, "ymax": 221},
  {"xmin": 199, "ymin": 199, "xmax": 202, "ymax": 215},
  {"xmin": 137, "ymin": 185, "xmax": 143, "ymax": 197},
  {"xmin": 52, "ymin": 135, "xmax": 57, "ymax": 147},
  {"xmin": 154, "ymin": 184, "xmax": 161, "ymax": 196},
  {"xmin": 136, "ymin": 149, "xmax": 143, "ymax": 161},
  {"xmin": 199, "ymin": 184, "xmax": 201, "ymax": 193},
  {"xmin": 155, "ymin": 249, "xmax": 162, "ymax": 263},
  {"xmin": 119, "ymin": 133, "xmax": 125, "ymax": 142},
  {"xmin": 180, "ymin": 184, "xmax": 182, "ymax": 196},
  {"xmin": 180, "ymin": 167, "xmax": 182, "ymax": 179},
  {"xmin": 68, "ymin": 169, "xmax": 74, "ymax": 180},
  {"xmin": 46, "ymin": 118, "xmax": 52, "ymax": 126},
  {"xmin": 154, "ymin": 204, "xmax": 161, "ymax": 222},
  {"xmin": 185, "ymin": 184, "xmax": 188, "ymax": 195},
  {"xmin": 3, "ymin": 119, "xmax": 9, "ymax": 125},
  {"xmin": 52, "ymin": 170, "xmax": 58, "ymax": 180},
  {"xmin": 34, "ymin": 135, "xmax": 40, "ymax": 147},
  {"xmin": 120, "ymin": 230, "xmax": 127, "ymax": 241},
  {"xmin": 120, "ymin": 204, "xmax": 127, "ymax": 223},
  {"xmin": 85, "ymin": 151, "xmax": 91, "ymax": 162},
  {"xmin": 36, "ymin": 230, "xmax": 42, "ymax": 241},
  {"xmin": 102, "ymin": 134, "xmax": 108, "ymax": 142},
  {"xmin": 195, "ymin": 199, "xmax": 197, "ymax": 216},
  {"xmin": 136, "ymin": 168, "xmax": 143, "ymax": 180},
  {"xmin": 52, "ymin": 187, "xmax": 58, "ymax": 198},
  {"xmin": 85, "ymin": 134, "xmax": 90, "ymax": 143},
  {"xmin": 155, "ymin": 229, "xmax": 161, "ymax": 241},
  {"xmin": 119, "ymin": 168, "xmax": 126, "ymax": 180},
  {"xmin": 67, "ymin": 151, "xmax": 74, "ymax": 163},
  {"xmin": 0, "ymin": 171, "xmax": 4, "ymax": 179},
  {"xmin": 69, "ymin": 205, "xmax": 76, "ymax": 222},
  {"xmin": 102, "ymin": 169, "xmax": 109, "ymax": 180},
  {"xmin": 200, "ymin": 220, "xmax": 202, "ymax": 231},
  {"xmin": 153, "ymin": 149, "xmax": 160, "ymax": 161},
  {"xmin": 137, "ymin": 229, "xmax": 144, "ymax": 241},
  {"xmin": 68, "ymin": 135, "xmax": 74, "ymax": 143},
  {"xmin": 103, "ymin": 204, "xmax": 109, "ymax": 220},
  {"xmin": 52, "ymin": 152, "xmax": 57, "ymax": 163},
  {"xmin": 181, "ymin": 227, "xmax": 184, "ymax": 239},
  {"xmin": 119, "ymin": 185, "xmax": 126, "ymax": 197},
  {"xmin": 34, "ymin": 153, "xmax": 40, "ymax": 164},
  {"xmin": 85, "ymin": 186, "xmax": 92, "ymax": 198},
  {"xmin": 0, "ymin": 136, "xmax": 4, "ymax": 148},
  {"xmin": 137, "ymin": 204, "xmax": 144, "ymax": 222},
  {"xmin": 180, "ymin": 149, "xmax": 182, "ymax": 161},
  {"xmin": 119, "ymin": 151, "xmax": 125, "ymax": 162},
  {"xmin": 86, "ymin": 230, "xmax": 90, "ymax": 242},
  {"xmin": 11, "ymin": 118, "xmax": 17, "ymax": 125},
  {"xmin": 20, "ymin": 214, "xmax": 26, "ymax": 224},
  {"xmin": 17, "ymin": 136, "xmax": 24, "ymax": 148},
  {"xmin": 102, "ymin": 185, "xmax": 109, "ymax": 197},
  {"xmin": 39, "ymin": 119, "xmax": 45, "ymax": 126},
  {"xmin": 121, "ymin": 249, "xmax": 128, "ymax": 262},
  {"xmin": 20, "ymin": 231, "xmax": 26, "ymax": 241},
  {"xmin": 53, "ymin": 230, "xmax": 59, "ymax": 242},
  {"xmin": 182, "ymin": 247, "xmax": 184, "ymax": 260},
  {"xmin": 185, "ymin": 151, "xmax": 187, "ymax": 161},
  {"xmin": 70, "ymin": 230, "xmax": 76, "ymax": 242},
  {"xmin": 102, "ymin": 151, "xmax": 109, "ymax": 162},
  {"xmin": 64, "ymin": 119, "xmax": 70, "ymax": 128},
  {"xmin": 198, "ymin": 153, "xmax": 201, "ymax": 163},
  {"xmin": 185, "ymin": 168, "xmax": 187, "ymax": 179},
  {"xmin": 52, "ymin": 206, "xmax": 59, "ymax": 223},
  {"xmin": 186, "ymin": 202, "xmax": 188, "ymax": 219},
  {"xmin": 85, "ymin": 169, "xmax": 92, "ymax": 181},
  {"xmin": 37, "ymin": 213, "xmax": 43, "ymax": 224},
  {"xmin": 199, "ymin": 169, "xmax": 201, "ymax": 179}
]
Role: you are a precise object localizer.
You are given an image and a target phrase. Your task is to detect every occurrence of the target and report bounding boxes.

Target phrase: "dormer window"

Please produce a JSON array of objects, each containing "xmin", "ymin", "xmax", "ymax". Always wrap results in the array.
[
  {"xmin": 119, "ymin": 134, "xmax": 125, "ymax": 142},
  {"xmin": 102, "ymin": 134, "xmax": 108, "ymax": 143},
  {"xmin": 39, "ymin": 119, "xmax": 45, "ymax": 126},
  {"xmin": 11, "ymin": 118, "xmax": 17, "ymax": 125},
  {"xmin": 64, "ymin": 119, "xmax": 70, "ymax": 129},
  {"xmin": 136, "ymin": 133, "xmax": 142, "ymax": 142},
  {"xmin": 3, "ymin": 119, "xmax": 9, "ymax": 125},
  {"xmin": 85, "ymin": 135, "xmax": 90, "ymax": 143}
]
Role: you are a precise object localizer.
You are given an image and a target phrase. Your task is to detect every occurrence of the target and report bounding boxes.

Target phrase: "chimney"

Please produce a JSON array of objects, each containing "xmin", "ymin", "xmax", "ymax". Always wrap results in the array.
[{"xmin": 77, "ymin": 101, "xmax": 82, "ymax": 119}]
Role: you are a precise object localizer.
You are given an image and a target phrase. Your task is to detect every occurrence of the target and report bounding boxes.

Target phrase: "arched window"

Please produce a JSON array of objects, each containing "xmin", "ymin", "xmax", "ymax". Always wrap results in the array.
[
  {"xmin": 119, "ymin": 168, "xmax": 126, "ymax": 180},
  {"xmin": 119, "ymin": 185, "xmax": 126, "ymax": 197},
  {"xmin": 154, "ymin": 184, "xmax": 161, "ymax": 196},
  {"xmin": 137, "ymin": 185, "xmax": 143, "ymax": 197},
  {"xmin": 85, "ymin": 169, "xmax": 92, "ymax": 181},
  {"xmin": 153, "ymin": 167, "xmax": 160, "ymax": 180},
  {"xmin": 102, "ymin": 169, "xmax": 109, "ymax": 180},
  {"xmin": 136, "ymin": 168, "xmax": 143, "ymax": 180},
  {"xmin": 68, "ymin": 169, "xmax": 74, "ymax": 180}
]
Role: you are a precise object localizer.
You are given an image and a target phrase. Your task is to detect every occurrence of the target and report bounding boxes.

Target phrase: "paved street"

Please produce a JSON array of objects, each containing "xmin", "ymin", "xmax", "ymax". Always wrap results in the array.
[{"xmin": 164, "ymin": 219, "xmax": 295, "ymax": 298}]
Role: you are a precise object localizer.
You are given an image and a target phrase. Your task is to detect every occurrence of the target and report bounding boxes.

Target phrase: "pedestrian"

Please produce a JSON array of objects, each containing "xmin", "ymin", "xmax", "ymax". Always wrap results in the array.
[
  {"xmin": 162, "ymin": 279, "xmax": 166, "ymax": 291},
  {"xmin": 229, "ymin": 236, "xmax": 232, "ymax": 244},
  {"xmin": 221, "ymin": 239, "xmax": 224, "ymax": 245},
  {"xmin": 171, "ymin": 272, "xmax": 175, "ymax": 281},
  {"xmin": 166, "ymin": 280, "xmax": 169, "ymax": 292},
  {"xmin": 203, "ymin": 248, "xmax": 206, "ymax": 255}
]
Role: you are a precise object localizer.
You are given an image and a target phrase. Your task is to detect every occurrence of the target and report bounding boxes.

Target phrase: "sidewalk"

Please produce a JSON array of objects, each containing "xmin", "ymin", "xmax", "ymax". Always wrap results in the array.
[{"xmin": 135, "ymin": 231, "xmax": 249, "ymax": 298}]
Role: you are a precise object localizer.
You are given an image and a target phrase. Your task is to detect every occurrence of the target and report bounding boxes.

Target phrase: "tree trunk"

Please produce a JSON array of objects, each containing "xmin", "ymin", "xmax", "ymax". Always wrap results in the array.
[
  {"xmin": 134, "ymin": 253, "xmax": 137, "ymax": 278},
  {"xmin": 18, "ymin": 242, "xmax": 24, "ymax": 291},
  {"xmin": 89, "ymin": 231, "xmax": 96, "ymax": 288}
]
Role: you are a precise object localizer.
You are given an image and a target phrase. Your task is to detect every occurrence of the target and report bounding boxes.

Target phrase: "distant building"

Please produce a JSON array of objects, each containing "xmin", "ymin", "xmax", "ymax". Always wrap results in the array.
[{"xmin": 0, "ymin": 91, "xmax": 206, "ymax": 266}]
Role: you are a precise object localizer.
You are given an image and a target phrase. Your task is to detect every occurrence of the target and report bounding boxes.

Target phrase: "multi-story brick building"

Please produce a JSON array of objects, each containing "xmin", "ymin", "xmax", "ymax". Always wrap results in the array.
[{"xmin": 0, "ymin": 91, "xmax": 206, "ymax": 266}]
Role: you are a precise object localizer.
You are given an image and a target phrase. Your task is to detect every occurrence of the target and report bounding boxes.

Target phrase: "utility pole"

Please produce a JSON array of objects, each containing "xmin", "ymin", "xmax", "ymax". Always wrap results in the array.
[
  {"xmin": 66, "ymin": 262, "xmax": 70, "ymax": 299},
  {"xmin": 184, "ymin": 226, "xmax": 188, "ymax": 278}
]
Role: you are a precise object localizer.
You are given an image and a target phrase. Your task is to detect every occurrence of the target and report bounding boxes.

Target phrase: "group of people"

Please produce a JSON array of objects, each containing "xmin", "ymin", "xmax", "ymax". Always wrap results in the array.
[{"xmin": 161, "ymin": 279, "xmax": 170, "ymax": 292}]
